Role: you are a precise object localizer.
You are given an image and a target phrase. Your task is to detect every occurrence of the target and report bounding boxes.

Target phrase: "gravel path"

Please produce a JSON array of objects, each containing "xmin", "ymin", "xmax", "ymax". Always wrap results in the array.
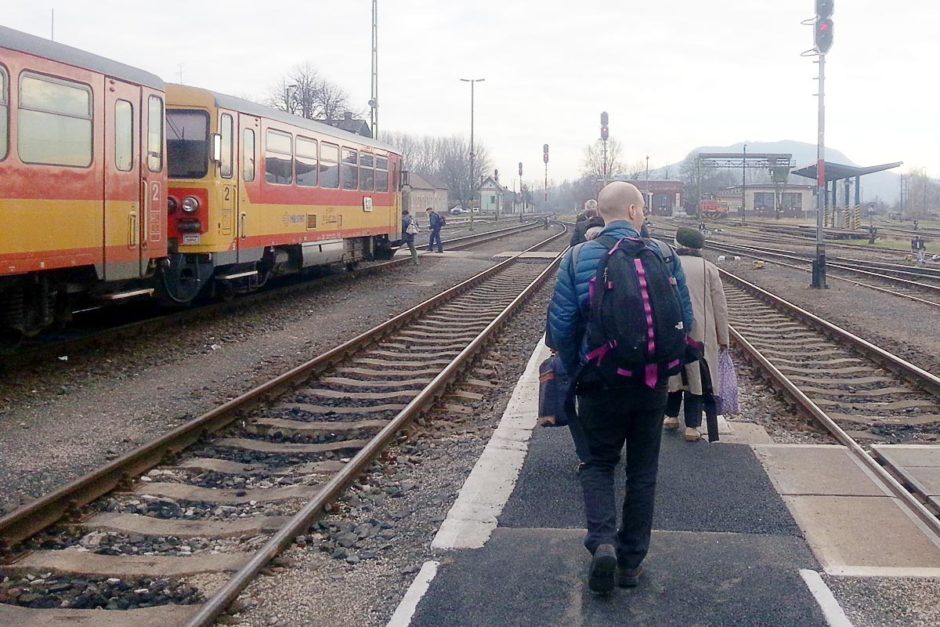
[{"xmin": 0, "ymin": 227, "xmax": 563, "ymax": 515}]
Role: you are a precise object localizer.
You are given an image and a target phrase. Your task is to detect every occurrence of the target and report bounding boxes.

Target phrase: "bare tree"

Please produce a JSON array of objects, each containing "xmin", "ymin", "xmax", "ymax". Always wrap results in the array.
[
  {"xmin": 382, "ymin": 131, "xmax": 491, "ymax": 208},
  {"xmin": 269, "ymin": 63, "xmax": 355, "ymax": 122},
  {"xmin": 582, "ymin": 139, "xmax": 624, "ymax": 179}
]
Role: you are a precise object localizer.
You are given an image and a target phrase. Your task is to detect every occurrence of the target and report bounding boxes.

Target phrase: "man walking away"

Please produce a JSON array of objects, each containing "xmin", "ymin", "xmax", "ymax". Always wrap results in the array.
[
  {"xmin": 570, "ymin": 199, "xmax": 603, "ymax": 247},
  {"xmin": 427, "ymin": 207, "xmax": 445, "ymax": 253},
  {"xmin": 663, "ymin": 227, "xmax": 729, "ymax": 441},
  {"xmin": 547, "ymin": 182, "xmax": 693, "ymax": 595},
  {"xmin": 401, "ymin": 209, "xmax": 419, "ymax": 265}
]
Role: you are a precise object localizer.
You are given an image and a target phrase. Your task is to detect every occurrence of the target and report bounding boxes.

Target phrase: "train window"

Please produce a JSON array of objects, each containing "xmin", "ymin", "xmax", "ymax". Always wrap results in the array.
[
  {"xmin": 341, "ymin": 148, "xmax": 358, "ymax": 190},
  {"xmin": 242, "ymin": 128, "xmax": 255, "ymax": 182},
  {"xmin": 265, "ymin": 129, "xmax": 292, "ymax": 185},
  {"xmin": 167, "ymin": 109, "xmax": 209, "ymax": 178},
  {"xmin": 147, "ymin": 96, "xmax": 163, "ymax": 172},
  {"xmin": 359, "ymin": 153, "xmax": 374, "ymax": 191},
  {"xmin": 114, "ymin": 100, "xmax": 133, "ymax": 172},
  {"xmin": 18, "ymin": 73, "xmax": 92, "ymax": 167},
  {"xmin": 220, "ymin": 114, "xmax": 234, "ymax": 178},
  {"xmin": 296, "ymin": 137, "xmax": 318, "ymax": 187},
  {"xmin": 320, "ymin": 142, "xmax": 339, "ymax": 189},
  {"xmin": 0, "ymin": 67, "xmax": 7, "ymax": 160},
  {"xmin": 375, "ymin": 156, "xmax": 388, "ymax": 192}
]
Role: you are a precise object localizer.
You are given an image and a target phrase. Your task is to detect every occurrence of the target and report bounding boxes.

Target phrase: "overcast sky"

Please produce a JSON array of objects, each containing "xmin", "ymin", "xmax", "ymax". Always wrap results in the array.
[{"xmin": 5, "ymin": 1, "xmax": 937, "ymax": 186}]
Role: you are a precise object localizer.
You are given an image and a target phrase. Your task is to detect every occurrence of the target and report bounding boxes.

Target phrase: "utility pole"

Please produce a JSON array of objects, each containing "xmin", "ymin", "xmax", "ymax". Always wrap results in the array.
[
  {"xmin": 494, "ymin": 169, "xmax": 500, "ymax": 221},
  {"xmin": 518, "ymin": 162, "xmax": 524, "ymax": 222},
  {"xmin": 543, "ymin": 144, "xmax": 549, "ymax": 210},
  {"xmin": 369, "ymin": 0, "xmax": 379, "ymax": 139},
  {"xmin": 50, "ymin": 9, "xmax": 54, "ymax": 41},
  {"xmin": 645, "ymin": 155, "xmax": 650, "ymax": 212},
  {"xmin": 742, "ymin": 144, "xmax": 747, "ymax": 225},
  {"xmin": 459, "ymin": 78, "xmax": 485, "ymax": 231}
]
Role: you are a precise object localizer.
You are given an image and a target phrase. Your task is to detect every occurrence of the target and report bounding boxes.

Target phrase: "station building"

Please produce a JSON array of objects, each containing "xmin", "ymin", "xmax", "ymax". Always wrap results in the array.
[
  {"xmin": 403, "ymin": 173, "xmax": 449, "ymax": 214},
  {"xmin": 716, "ymin": 184, "xmax": 816, "ymax": 218}
]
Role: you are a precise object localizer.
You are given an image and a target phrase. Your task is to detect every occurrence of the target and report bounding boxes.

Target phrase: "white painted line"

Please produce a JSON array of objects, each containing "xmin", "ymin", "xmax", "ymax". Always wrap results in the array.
[
  {"xmin": 431, "ymin": 339, "xmax": 548, "ymax": 550},
  {"xmin": 386, "ymin": 561, "xmax": 440, "ymax": 627},
  {"xmin": 799, "ymin": 569, "xmax": 853, "ymax": 627},
  {"xmin": 823, "ymin": 565, "xmax": 940, "ymax": 578}
]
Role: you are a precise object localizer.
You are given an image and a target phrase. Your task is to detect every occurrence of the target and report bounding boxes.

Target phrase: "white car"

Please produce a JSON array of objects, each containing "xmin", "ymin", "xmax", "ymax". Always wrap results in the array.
[{"xmin": 450, "ymin": 207, "xmax": 468, "ymax": 214}]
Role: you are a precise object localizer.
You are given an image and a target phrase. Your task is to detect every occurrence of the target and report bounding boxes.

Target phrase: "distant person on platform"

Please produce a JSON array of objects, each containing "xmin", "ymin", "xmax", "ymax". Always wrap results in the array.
[
  {"xmin": 663, "ymin": 227, "xmax": 729, "ymax": 441},
  {"xmin": 401, "ymin": 209, "xmax": 419, "ymax": 265},
  {"xmin": 570, "ymin": 200, "xmax": 604, "ymax": 246},
  {"xmin": 427, "ymin": 207, "xmax": 445, "ymax": 253}
]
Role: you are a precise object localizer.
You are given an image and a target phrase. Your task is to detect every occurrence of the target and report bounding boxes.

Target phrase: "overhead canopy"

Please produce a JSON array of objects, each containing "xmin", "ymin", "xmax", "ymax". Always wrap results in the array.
[{"xmin": 791, "ymin": 161, "xmax": 902, "ymax": 182}]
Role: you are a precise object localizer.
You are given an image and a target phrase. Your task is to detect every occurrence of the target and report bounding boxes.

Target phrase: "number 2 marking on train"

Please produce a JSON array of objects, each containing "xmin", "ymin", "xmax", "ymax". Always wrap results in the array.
[
  {"xmin": 151, "ymin": 182, "xmax": 160, "ymax": 201},
  {"xmin": 224, "ymin": 187, "xmax": 232, "ymax": 202}
]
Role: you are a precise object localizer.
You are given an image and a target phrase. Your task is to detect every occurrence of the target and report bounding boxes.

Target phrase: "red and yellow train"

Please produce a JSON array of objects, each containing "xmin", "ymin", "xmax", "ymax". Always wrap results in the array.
[{"xmin": 0, "ymin": 25, "xmax": 403, "ymax": 342}]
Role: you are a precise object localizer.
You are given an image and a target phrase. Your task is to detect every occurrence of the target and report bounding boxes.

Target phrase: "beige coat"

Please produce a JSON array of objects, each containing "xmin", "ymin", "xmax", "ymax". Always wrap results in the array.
[{"xmin": 668, "ymin": 252, "xmax": 730, "ymax": 395}]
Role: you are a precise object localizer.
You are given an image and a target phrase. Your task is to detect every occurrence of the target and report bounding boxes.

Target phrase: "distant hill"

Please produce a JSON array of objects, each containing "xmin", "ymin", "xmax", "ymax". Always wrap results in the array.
[{"xmin": 656, "ymin": 140, "xmax": 902, "ymax": 203}]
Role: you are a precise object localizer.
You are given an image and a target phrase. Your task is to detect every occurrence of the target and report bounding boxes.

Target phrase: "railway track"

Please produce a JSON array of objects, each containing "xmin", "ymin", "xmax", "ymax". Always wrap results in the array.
[
  {"xmin": 0, "ymin": 228, "xmax": 565, "ymax": 625},
  {"xmin": 1, "ymin": 220, "xmax": 548, "ymax": 369},
  {"xmin": 721, "ymin": 268, "xmax": 940, "ymax": 535},
  {"xmin": 707, "ymin": 240, "xmax": 940, "ymax": 309}
]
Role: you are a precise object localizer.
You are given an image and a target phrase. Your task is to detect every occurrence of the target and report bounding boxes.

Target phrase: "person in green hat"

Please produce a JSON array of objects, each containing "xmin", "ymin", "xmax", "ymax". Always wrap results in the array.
[{"xmin": 663, "ymin": 227, "xmax": 730, "ymax": 441}]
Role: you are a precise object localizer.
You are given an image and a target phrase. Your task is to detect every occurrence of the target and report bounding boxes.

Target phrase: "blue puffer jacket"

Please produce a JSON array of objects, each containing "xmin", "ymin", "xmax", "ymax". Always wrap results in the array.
[{"xmin": 547, "ymin": 221, "xmax": 694, "ymax": 373}]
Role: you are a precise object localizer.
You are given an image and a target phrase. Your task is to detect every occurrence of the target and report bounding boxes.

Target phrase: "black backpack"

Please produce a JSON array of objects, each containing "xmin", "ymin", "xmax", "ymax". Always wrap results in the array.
[{"xmin": 580, "ymin": 234, "xmax": 686, "ymax": 389}]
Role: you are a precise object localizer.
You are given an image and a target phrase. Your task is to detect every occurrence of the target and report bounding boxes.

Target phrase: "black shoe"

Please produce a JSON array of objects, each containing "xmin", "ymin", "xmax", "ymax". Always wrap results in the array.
[
  {"xmin": 617, "ymin": 565, "xmax": 643, "ymax": 588},
  {"xmin": 588, "ymin": 544, "xmax": 617, "ymax": 595}
]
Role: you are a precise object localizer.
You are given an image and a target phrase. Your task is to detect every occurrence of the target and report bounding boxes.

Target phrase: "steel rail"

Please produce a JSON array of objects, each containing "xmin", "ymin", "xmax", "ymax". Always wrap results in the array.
[
  {"xmin": 0, "ymin": 228, "xmax": 565, "ymax": 549},
  {"xmin": 711, "ymin": 241, "xmax": 940, "ymax": 290},
  {"xmin": 719, "ymin": 269, "xmax": 940, "ymax": 398},
  {"xmin": 708, "ymin": 242, "xmax": 940, "ymax": 311},
  {"xmin": 185, "ymin": 243, "xmax": 565, "ymax": 627},
  {"xmin": 728, "ymin": 315, "xmax": 940, "ymax": 539}
]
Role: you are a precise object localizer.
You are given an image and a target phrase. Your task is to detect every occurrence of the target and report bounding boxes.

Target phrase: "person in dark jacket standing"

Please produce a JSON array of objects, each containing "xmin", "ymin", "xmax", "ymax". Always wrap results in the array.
[
  {"xmin": 547, "ymin": 182, "xmax": 693, "ymax": 595},
  {"xmin": 401, "ymin": 209, "xmax": 419, "ymax": 265},
  {"xmin": 426, "ymin": 207, "xmax": 445, "ymax": 253}
]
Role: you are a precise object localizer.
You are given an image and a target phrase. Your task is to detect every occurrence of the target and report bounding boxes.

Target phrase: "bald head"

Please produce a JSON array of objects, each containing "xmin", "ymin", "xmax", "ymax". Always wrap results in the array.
[{"xmin": 597, "ymin": 182, "xmax": 645, "ymax": 229}]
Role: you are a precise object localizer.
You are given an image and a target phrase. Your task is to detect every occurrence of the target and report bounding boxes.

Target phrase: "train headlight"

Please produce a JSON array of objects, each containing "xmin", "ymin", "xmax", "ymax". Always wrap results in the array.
[
  {"xmin": 167, "ymin": 196, "xmax": 178, "ymax": 214},
  {"xmin": 181, "ymin": 196, "xmax": 200, "ymax": 214}
]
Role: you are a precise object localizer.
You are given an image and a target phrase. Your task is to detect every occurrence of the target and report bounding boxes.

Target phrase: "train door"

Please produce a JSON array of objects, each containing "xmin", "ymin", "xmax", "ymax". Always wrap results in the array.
[
  {"xmin": 140, "ymin": 90, "xmax": 167, "ymax": 275},
  {"xmin": 103, "ymin": 79, "xmax": 142, "ymax": 280},
  {"xmin": 237, "ymin": 114, "xmax": 260, "ymax": 262}
]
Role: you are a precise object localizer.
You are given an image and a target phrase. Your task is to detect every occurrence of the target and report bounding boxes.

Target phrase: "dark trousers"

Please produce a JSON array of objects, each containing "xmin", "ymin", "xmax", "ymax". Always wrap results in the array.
[
  {"xmin": 665, "ymin": 391, "xmax": 704, "ymax": 428},
  {"xmin": 568, "ymin": 412, "xmax": 591, "ymax": 463},
  {"xmin": 577, "ymin": 383, "xmax": 667, "ymax": 568},
  {"xmin": 428, "ymin": 229, "xmax": 443, "ymax": 252}
]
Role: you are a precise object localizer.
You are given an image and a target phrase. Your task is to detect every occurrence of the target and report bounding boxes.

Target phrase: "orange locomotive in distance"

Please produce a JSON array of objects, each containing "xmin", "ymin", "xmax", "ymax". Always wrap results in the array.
[
  {"xmin": 161, "ymin": 85, "xmax": 402, "ymax": 303},
  {"xmin": 0, "ymin": 25, "xmax": 168, "ymax": 344},
  {"xmin": 0, "ymin": 25, "xmax": 404, "ymax": 344}
]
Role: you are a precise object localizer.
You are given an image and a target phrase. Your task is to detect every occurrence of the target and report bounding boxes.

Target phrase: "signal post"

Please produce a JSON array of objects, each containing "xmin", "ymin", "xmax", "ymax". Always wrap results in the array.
[{"xmin": 811, "ymin": 0, "xmax": 834, "ymax": 289}]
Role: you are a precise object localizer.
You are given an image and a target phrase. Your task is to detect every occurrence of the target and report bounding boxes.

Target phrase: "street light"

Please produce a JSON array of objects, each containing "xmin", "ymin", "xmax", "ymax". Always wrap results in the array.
[
  {"xmin": 459, "ymin": 77, "xmax": 485, "ymax": 232},
  {"xmin": 742, "ymin": 144, "xmax": 747, "ymax": 225}
]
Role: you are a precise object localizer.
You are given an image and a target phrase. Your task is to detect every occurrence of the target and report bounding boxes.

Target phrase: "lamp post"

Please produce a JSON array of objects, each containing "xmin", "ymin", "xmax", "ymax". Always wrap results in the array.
[
  {"xmin": 645, "ymin": 155, "xmax": 650, "ymax": 213},
  {"xmin": 459, "ymin": 77, "xmax": 485, "ymax": 231},
  {"xmin": 741, "ymin": 144, "xmax": 747, "ymax": 225}
]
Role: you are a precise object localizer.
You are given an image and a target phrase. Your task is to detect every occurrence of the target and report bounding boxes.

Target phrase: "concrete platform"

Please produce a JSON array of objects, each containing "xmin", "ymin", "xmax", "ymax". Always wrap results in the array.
[
  {"xmin": 874, "ymin": 444, "xmax": 940, "ymax": 511},
  {"xmin": 756, "ymin": 444, "xmax": 940, "ymax": 577},
  {"xmin": 392, "ymin": 341, "xmax": 846, "ymax": 626},
  {"xmin": 411, "ymin": 528, "xmax": 824, "ymax": 627}
]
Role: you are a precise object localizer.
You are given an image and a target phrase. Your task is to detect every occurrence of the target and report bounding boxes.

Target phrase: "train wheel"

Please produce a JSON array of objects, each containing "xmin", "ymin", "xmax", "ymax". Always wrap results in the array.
[{"xmin": 156, "ymin": 254, "xmax": 213, "ymax": 306}]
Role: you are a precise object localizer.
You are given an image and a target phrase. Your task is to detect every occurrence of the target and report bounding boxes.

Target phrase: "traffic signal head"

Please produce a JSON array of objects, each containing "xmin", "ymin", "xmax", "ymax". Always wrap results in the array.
[
  {"xmin": 601, "ymin": 125, "xmax": 609, "ymax": 141},
  {"xmin": 543, "ymin": 144, "xmax": 549, "ymax": 164},
  {"xmin": 600, "ymin": 111, "xmax": 608, "ymax": 126},
  {"xmin": 518, "ymin": 161, "xmax": 523, "ymax": 176},
  {"xmin": 815, "ymin": 18, "xmax": 833, "ymax": 53},
  {"xmin": 816, "ymin": 0, "xmax": 833, "ymax": 19}
]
